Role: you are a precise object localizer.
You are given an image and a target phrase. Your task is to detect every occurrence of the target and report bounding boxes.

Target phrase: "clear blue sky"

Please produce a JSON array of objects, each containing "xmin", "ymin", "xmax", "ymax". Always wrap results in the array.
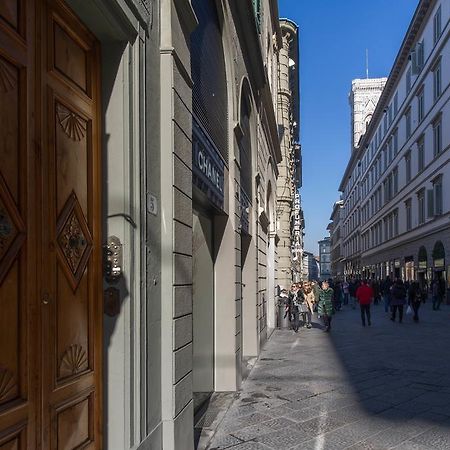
[{"xmin": 278, "ymin": 0, "xmax": 419, "ymax": 255}]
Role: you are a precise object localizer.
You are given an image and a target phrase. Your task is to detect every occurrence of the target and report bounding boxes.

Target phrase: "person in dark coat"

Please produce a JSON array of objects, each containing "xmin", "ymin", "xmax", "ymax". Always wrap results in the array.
[
  {"xmin": 390, "ymin": 278, "xmax": 406, "ymax": 323},
  {"xmin": 432, "ymin": 278, "xmax": 446, "ymax": 310},
  {"xmin": 287, "ymin": 284, "xmax": 301, "ymax": 332},
  {"xmin": 371, "ymin": 280, "xmax": 380, "ymax": 305},
  {"xmin": 381, "ymin": 276, "xmax": 393, "ymax": 313},
  {"xmin": 349, "ymin": 279, "xmax": 357, "ymax": 310},
  {"xmin": 333, "ymin": 281, "xmax": 342, "ymax": 311},
  {"xmin": 408, "ymin": 281, "xmax": 423, "ymax": 323}
]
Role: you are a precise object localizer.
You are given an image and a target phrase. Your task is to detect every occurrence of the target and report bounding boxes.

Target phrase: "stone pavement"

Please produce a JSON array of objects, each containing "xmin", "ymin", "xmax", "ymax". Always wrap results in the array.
[{"xmin": 207, "ymin": 301, "xmax": 450, "ymax": 450}]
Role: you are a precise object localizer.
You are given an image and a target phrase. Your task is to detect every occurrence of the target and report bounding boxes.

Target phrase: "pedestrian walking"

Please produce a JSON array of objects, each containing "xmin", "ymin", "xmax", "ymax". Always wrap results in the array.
[
  {"xmin": 432, "ymin": 278, "xmax": 445, "ymax": 310},
  {"xmin": 390, "ymin": 278, "xmax": 406, "ymax": 323},
  {"xmin": 333, "ymin": 280, "xmax": 342, "ymax": 311},
  {"xmin": 356, "ymin": 280, "xmax": 373, "ymax": 326},
  {"xmin": 342, "ymin": 280, "xmax": 349, "ymax": 306},
  {"xmin": 371, "ymin": 280, "xmax": 380, "ymax": 305},
  {"xmin": 318, "ymin": 280, "xmax": 334, "ymax": 332},
  {"xmin": 381, "ymin": 276, "xmax": 393, "ymax": 313},
  {"xmin": 408, "ymin": 281, "xmax": 423, "ymax": 323},
  {"xmin": 301, "ymin": 282, "xmax": 314, "ymax": 329},
  {"xmin": 349, "ymin": 279, "xmax": 357, "ymax": 309},
  {"xmin": 312, "ymin": 281, "xmax": 320, "ymax": 312},
  {"xmin": 288, "ymin": 284, "xmax": 300, "ymax": 332}
]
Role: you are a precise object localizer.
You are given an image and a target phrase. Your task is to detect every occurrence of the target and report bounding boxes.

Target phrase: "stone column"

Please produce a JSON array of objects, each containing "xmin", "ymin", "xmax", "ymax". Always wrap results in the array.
[{"xmin": 276, "ymin": 33, "xmax": 293, "ymax": 290}]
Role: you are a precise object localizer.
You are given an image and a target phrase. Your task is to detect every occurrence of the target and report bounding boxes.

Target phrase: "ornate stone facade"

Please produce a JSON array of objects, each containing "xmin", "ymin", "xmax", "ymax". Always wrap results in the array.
[{"xmin": 349, "ymin": 78, "xmax": 387, "ymax": 151}]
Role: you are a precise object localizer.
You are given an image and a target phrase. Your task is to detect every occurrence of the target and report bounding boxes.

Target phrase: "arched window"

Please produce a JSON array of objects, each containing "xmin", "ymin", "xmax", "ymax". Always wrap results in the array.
[
  {"xmin": 418, "ymin": 246, "xmax": 428, "ymax": 269},
  {"xmin": 239, "ymin": 86, "xmax": 252, "ymax": 200},
  {"xmin": 191, "ymin": 0, "xmax": 228, "ymax": 161},
  {"xmin": 432, "ymin": 241, "xmax": 445, "ymax": 269}
]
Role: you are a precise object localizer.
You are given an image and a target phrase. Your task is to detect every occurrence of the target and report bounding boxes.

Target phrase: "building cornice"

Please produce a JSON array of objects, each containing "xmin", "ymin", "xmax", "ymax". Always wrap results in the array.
[
  {"xmin": 270, "ymin": 0, "xmax": 283, "ymax": 49},
  {"xmin": 358, "ymin": 0, "xmax": 434, "ymax": 152}
]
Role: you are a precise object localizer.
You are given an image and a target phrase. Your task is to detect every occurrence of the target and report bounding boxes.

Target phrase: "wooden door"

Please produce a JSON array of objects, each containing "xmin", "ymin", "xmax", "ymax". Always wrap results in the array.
[
  {"xmin": 0, "ymin": 0, "xmax": 102, "ymax": 448},
  {"xmin": 0, "ymin": 0, "xmax": 36, "ymax": 448},
  {"xmin": 39, "ymin": 1, "xmax": 102, "ymax": 449}
]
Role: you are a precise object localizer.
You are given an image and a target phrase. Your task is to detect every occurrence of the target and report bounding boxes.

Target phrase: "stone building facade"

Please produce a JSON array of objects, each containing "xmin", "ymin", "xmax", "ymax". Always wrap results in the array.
[
  {"xmin": 330, "ymin": 200, "xmax": 344, "ymax": 278},
  {"xmin": 302, "ymin": 251, "xmax": 320, "ymax": 281},
  {"xmin": 350, "ymin": 78, "xmax": 387, "ymax": 151},
  {"xmin": 276, "ymin": 19, "xmax": 303, "ymax": 289},
  {"xmin": 340, "ymin": 0, "xmax": 450, "ymax": 303},
  {"xmin": 318, "ymin": 237, "xmax": 332, "ymax": 280}
]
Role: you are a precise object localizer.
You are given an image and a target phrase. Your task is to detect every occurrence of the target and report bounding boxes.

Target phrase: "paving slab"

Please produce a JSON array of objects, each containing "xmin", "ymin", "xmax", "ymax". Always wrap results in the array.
[{"xmin": 203, "ymin": 303, "xmax": 450, "ymax": 450}]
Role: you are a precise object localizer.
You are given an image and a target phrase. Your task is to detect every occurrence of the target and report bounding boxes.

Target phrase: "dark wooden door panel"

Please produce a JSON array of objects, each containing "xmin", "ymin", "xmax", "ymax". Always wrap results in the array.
[
  {"xmin": 40, "ymin": 2, "xmax": 101, "ymax": 449},
  {"xmin": 0, "ymin": 0, "xmax": 35, "ymax": 447},
  {"xmin": 1, "ymin": 0, "xmax": 101, "ymax": 448}
]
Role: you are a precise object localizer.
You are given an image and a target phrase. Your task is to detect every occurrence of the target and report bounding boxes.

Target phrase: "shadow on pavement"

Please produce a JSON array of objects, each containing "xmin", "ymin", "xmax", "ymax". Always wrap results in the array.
[{"xmin": 206, "ymin": 301, "xmax": 450, "ymax": 450}]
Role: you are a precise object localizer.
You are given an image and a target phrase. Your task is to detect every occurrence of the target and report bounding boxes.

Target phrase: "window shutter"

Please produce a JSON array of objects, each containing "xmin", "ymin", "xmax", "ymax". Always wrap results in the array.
[
  {"xmin": 435, "ymin": 183, "xmax": 443, "ymax": 215},
  {"xmin": 417, "ymin": 42, "xmax": 424, "ymax": 69},
  {"xmin": 411, "ymin": 45, "xmax": 419, "ymax": 75},
  {"xmin": 427, "ymin": 189, "xmax": 434, "ymax": 218}
]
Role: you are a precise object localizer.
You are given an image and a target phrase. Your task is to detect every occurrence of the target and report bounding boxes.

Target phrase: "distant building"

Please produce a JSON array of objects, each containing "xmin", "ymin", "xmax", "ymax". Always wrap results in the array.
[
  {"xmin": 349, "ymin": 78, "xmax": 387, "ymax": 151},
  {"xmin": 329, "ymin": 200, "xmax": 344, "ymax": 278},
  {"xmin": 318, "ymin": 237, "xmax": 332, "ymax": 280},
  {"xmin": 303, "ymin": 251, "xmax": 320, "ymax": 281}
]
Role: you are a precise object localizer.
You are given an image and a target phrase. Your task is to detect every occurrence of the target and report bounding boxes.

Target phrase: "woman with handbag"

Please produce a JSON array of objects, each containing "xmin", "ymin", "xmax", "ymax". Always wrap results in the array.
[{"xmin": 300, "ymin": 283, "xmax": 313, "ymax": 329}]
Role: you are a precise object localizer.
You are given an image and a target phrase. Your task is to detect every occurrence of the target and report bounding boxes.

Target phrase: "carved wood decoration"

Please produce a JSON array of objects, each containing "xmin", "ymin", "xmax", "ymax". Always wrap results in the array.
[
  {"xmin": 56, "ymin": 102, "xmax": 87, "ymax": 141},
  {"xmin": 0, "ymin": 173, "xmax": 25, "ymax": 284},
  {"xmin": 0, "ymin": 58, "xmax": 16, "ymax": 93},
  {"xmin": 56, "ymin": 192, "xmax": 93, "ymax": 291},
  {"xmin": 0, "ymin": 367, "xmax": 15, "ymax": 402},
  {"xmin": 59, "ymin": 344, "xmax": 88, "ymax": 378}
]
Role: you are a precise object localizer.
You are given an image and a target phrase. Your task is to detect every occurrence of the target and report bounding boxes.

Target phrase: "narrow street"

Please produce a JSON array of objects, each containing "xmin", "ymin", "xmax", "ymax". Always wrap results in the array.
[{"xmin": 208, "ymin": 303, "xmax": 450, "ymax": 450}]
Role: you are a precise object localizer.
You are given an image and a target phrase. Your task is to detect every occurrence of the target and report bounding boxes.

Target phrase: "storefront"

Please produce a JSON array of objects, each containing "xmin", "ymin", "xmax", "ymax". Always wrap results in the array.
[
  {"xmin": 192, "ymin": 121, "xmax": 226, "ymax": 411},
  {"xmin": 405, "ymin": 256, "xmax": 415, "ymax": 282},
  {"xmin": 394, "ymin": 259, "xmax": 401, "ymax": 279},
  {"xmin": 417, "ymin": 246, "xmax": 428, "ymax": 288},
  {"xmin": 432, "ymin": 241, "xmax": 446, "ymax": 279}
]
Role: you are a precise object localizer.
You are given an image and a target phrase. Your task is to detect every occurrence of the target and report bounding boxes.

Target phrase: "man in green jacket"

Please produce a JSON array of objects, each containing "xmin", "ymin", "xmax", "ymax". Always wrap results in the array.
[{"xmin": 318, "ymin": 280, "xmax": 334, "ymax": 332}]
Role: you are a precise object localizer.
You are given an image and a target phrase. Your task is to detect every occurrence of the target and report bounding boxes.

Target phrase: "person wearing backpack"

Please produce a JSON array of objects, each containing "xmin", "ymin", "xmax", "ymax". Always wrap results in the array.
[
  {"xmin": 408, "ymin": 281, "xmax": 423, "ymax": 323},
  {"xmin": 390, "ymin": 278, "xmax": 406, "ymax": 323}
]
